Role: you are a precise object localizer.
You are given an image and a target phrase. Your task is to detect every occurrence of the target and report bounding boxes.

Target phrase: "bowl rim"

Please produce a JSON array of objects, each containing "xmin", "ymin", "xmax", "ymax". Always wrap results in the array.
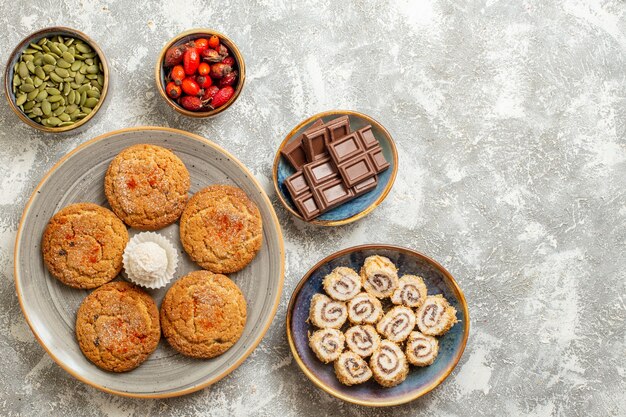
[
  {"xmin": 155, "ymin": 28, "xmax": 246, "ymax": 118},
  {"xmin": 3, "ymin": 26, "xmax": 110, "ymax": 133},
  {"xmin": 13, "ymin": 126, "xmax": 285, "ymax": 398},
  {"xmin": 285, "ymin": 244, "xmax": 470, "ymax": 407},
  {"xmin": 272, "ymin": 110, "xmax": 399, "ymax": 226}
]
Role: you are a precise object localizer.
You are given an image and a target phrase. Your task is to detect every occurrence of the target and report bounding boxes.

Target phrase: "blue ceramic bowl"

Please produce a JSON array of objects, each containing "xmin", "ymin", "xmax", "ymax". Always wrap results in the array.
[
  {"xmin": 286, "ymin": 245, "xmax": 469, "ymax": 406},
  {"xmin": 272, "ymin": 111, "xmax": 398, "ymax": 226}
]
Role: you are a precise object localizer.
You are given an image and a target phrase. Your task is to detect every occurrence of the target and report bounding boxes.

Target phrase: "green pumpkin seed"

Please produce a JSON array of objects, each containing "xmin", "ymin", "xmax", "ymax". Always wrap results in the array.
[
  {"xmin": 33, "ymin": 77, "xmax": 43, "ymax": 87},
  {"xmin": 66, "ymin": 104, "xmax": 78, "ymax": 113},
  {"xmin": 86, "ymin": 89, "xmax": 100, "ymax": 99},
  {"xmin": 70, "ymin": 61, "xmax": 81, "ymax": 71},
  {"xmin": 29, "ymin": 42, "xmax": 43, "ymax": 50},
  {"xmin": 49, "ymin": 43, "xmax": 62, "ymax": 55},
  {"xmin": 43, "ymin": 54, "xmax": 56, "ymax": 65},
  {"xmin": 65, "ymin": 38, "xmax": 74, "ymax": 46},
  {"xmin": 74, "ymin": 73, "xmax": 85, "ymax": 84},
  {"xmin": 86, "ymin": 74, "xmax": 98, "ymax": 80},
  {"xmin": 18, "ymin": 62, "xmax": 28, "ymax": 78},
  {"xmin": 24, "ymin": 48, "xmax": 38, "ymax": 54},
  {"xmin": 50, "ymin": 101, "xmax": 60, "ymax": 110},
  {"xmin": 31, "ymin": 107, "xmax": 43, "ymax": 116},
  {"xmin": 62, "ymin": 51, "xmax": 75, "ymax": 63},
  {"xmin": 47, "ymin": 116, "xmax": 62, "ymax": 126},
  {"xmin": 53, "ymin": 106, "xmax": 66, "ymax": 116},
  {"xmin": 45, "ymin": 87, "xmax": 61, "ymax": 95},
  {"xmin": 58, "ymin": 113, "xmax": 71, "ymax": 122},
  {"xmin": 22, "ymin": 54, "xmax": 34, "ymax": 62},
  {"xmin": 83, "ymin": 97, "xmax": 98, "ymax": 108},
  {"xmin": 41, "ymin": 100, "xmax": 52, "ymax": 115},
  {"xmin": 69, "ymin": 109, "xmax": 81, "ymax": 120},
  {"xmin": 13, "ymin": 74, "xmax": 21, "ymax": 86},
  {"xmin": 24, "ymin": 76, "xmax": 34, "ymax": 85},
  {"xmin": 23, "ymin": 100, "xmax": 35, "ymax": 110},
  {"xmin": 42, "ymin": 64, "xmax": 55, "ymax": 73},
  {"xmin": 54, "ymin": 67, "xmax": 69, "ymax": 78},
  {"xmin": 35, "ymin": 90, "xmax": 48, "ymax": 102},
  {"xmin": 56, "ymin": 58, "xmax": 71, "ymax": 69},
  {"xmin": 58, "ymin": 43, "xmax": 68, "ymax": 53},
  {"xmin": 48, "ymin": 94, "xmax": 63, "ymax": 103},
  {"xmin": 80, "ymin": 91, "xmax": 87, "ymax": 106},
  {"xmin": 49, "ymin": 72, "xmax": 63, "ymax": 83},
  {"xmin": 69, "ymin": 82, "xmax": 80, "ymax": 89},
  {"xmin": 86, "ymin": 65, "xmax": 99, "ymax": 74},
  {"xmin": 41, "ymin": 44, "xmax": 50, "ymax": 53},
  {"xmin": 81, "ymin": 107, "xmax": 92, "ymax": 115},
  {"xmin": 68, "ymin": 90, "xmax": 76, "ymax": 105},
  {"xmin": 58, "ymin": 121, "xmax": 74, "ymax": 127},
  {"xmin": 34, "ymin": 66, "xmax": 45, "ymax": 79},
  {"xmin": 77, "ymin": 84, "xmax": 90, "ymax": 93},
  {"xmin": 20, "ymin": 84, "xmax": 35, "ymax": 93},
  {"xmin": 15, "ymin": 94, "xmax": 27, "ymax": 106},
  {"xmin": 83, "ymin": 52, "xmax": 97, "ymax": 59},
  {"xmin": 33, "ymin": 56, "xmax": 43, "ymax": 66},
  {"xmin": 63, "ymin": 83, "xmax": 71, "ymax": 95},
  {"xmin": 27, "ymin": 89, "xmax": 39, "ymax": 100},
  {"xmin": 76, "ymin": 43, "xmax": 92, "ymax": 53}
]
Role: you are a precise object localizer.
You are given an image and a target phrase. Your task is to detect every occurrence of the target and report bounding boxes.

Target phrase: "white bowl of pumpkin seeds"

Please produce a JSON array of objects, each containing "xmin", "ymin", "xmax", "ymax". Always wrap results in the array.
[{"xmin": 4, "ymin": 27, "xmax": 109, "ymax": 133}]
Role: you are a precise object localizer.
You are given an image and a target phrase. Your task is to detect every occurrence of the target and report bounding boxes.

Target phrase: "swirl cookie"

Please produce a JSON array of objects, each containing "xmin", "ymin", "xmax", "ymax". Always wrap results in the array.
[
  {"xmin": 376, "ymin": 306, "xmax": 416, "ymax": 343},
  {"xmin": 370, "ymin": 340, "xmax": 409, "ymax": 387},
  {"xmin": 323, "ymin": 267, "xmax": 361, "ymax": 301},
  {"xmin": 334, "ymin": 351, "xmax": 373, "ymax": 386},
  {"xmin": 42, "ymin": 203, "xmax": 128, "ymax": 289},
  {"xmin": 406, "ymin": 331, "xmax": 439, "ymax": 366},
  {"xmin": 391, "ymin": 274, "xmax": 427, "ymax": 308},
  {"xmin": 309, "ymin": 328, "xmax": 345, "ymax": 363},
  {"xmin": 160, "ymin": 270, "xmax": 247, "ymax": 358},
  {"xmin": 309, "ymin": 294, "xmax": 347, "ymax": 329},
  {"xmin": 345, "ymin": 325, "xmax": 380, "ymax": 357},
  {"xmin": 105, "ymin": 144, "xmax": 190, "ymax": 230},
  {"xmin": 416, "ymin": 295, "xmax": 457, "ymax": 336},
  {"xmin": 347, "ymin": 292, "xmax": 383, "ymax": 325},
  {"xmin": 75, "ymin": 281, "xmax": 160, "ymax": 372},
  {"xmin": 360, "ymin": 255, "xmax": 399, "ymax": 298},
  {"xmin": 180, "ymin": 185, "xmax": 262, "ymax": 273}
]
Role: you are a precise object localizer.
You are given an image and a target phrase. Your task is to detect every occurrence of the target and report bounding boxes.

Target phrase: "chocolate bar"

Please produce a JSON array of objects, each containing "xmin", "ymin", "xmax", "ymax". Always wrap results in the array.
[
  {"xmin": 325, "ymin": 116, "xmax": 350, "ymax": 142},
  {"xmin": 353, "ymin": 176, "xmax": 378, "ymax": 196},
  {"xmin": 302, "ymin": 126, "xmax": 329, "ymax": 161},
  {"xmin": 327, "ymin": 133, "xmax": 364, "ymax": 163},
  {"xmin": 368, "ymin": 147, "xmax": 390, "ymax": 173},
  {"xmin": 337, "ymin": 153, "xmax": 376, "ymax": 188},
  {"xmin": 285, "ymin": 171, "xmax": 310, "ymax": 198},
  {"xmin": 303, "ymin": 156, "xmax": 339, "ymax": 187},
  {"xmin": 280, "ymin": 119, "xmax": 324, "ymax": 170},
  {"xmin": 313, "ymin": 179, "xmax": 355, "ymax": 211},
  {"xmin": 294, "ymin": 192, "xmax": 321, "ymax": 221},
  {"xmin": 357, "ymin": 126, "xmax": 378, "ymax": 149}
]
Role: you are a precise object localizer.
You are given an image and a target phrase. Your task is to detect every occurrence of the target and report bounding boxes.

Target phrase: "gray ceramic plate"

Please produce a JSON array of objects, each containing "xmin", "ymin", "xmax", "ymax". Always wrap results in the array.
[{"xmin": 14, "ymin": 126, "xmax": 285, "ymax": 398}]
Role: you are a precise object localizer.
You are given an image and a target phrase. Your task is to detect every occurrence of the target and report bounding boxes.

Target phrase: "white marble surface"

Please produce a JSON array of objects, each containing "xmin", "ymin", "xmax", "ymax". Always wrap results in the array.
[{"xmin": 1, "ymin": 1, "xmax": 625, "ymax": 416}]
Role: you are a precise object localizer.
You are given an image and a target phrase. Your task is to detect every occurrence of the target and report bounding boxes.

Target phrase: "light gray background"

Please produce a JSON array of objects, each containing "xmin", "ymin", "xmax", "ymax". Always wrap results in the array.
[{"xmin": 0, "ymin": 1, "xmax": 624, "ymax": 416}]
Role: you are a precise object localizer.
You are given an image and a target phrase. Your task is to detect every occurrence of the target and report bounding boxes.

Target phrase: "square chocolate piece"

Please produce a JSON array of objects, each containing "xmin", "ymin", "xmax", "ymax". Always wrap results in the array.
[
  {"xmin": 357, "ymin": 126, "xmax": 378, "ymax": 149},
  {"xmin": 294, "ymin": 192, "xmax": 321, "ymax": 221},
  {"xmin": 337, "ymin": 153, "xmax": 376, "ymax": 187},
  {"xmin": 302, "ymin": 126, "xmax": 329, "ymax": 162},
  {"xmin": 352, "ymin": 175, "xmax": 378, "ymax": 196},
  {"xmin": 303, "ymin": 156, "xmax": 339, "ymax": 187},
  {"xmin": 327, "ymin": 133, "xmax": 363, "ymax": 165},
  {"xmin": 285, "ymin": 171, "xmax": 310, "ymax": 199},
  {"xmin": 368, "ymin": 148, "xmax": 390, "ymax": 173},
  {"xmin": 280, "ymin": 119, "xmax": 324, "ymax": 170},
  {"xmin": 325, "ymin": 116, "xmax": 350, "ymax": 143},
  {"xmin": 312, "ymin": 179, "xmax": 355, "ymax": 211}
]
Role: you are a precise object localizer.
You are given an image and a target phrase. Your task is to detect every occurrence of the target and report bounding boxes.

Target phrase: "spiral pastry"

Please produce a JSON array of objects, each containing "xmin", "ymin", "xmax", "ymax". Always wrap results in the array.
[
  {"xmin": 345, "ymin": 325, "xmax": 381, "ymax": 357},
  {"xmin": 308, "ymin": 328, "xmax": 345, "ymax": 363},
  {"xmin": 334, "ymin": 351, "xmax": 373, "ymax": 386},
  {"xmin": 360, "ymin": 255, "xmax": 399, "ymax": 298},
  {"xmin": 391, "ymin": 274, "xmax": 428, "ymax": 308},
  {"xmin": 416, "ymin": 295, "xmax": 458, "ymax": 336},
  {"xmin": 323, "ymin": 267, "xmax": 362, "ymax": 301},
  {"xmin": 309, "ymin": 294, "xmax": 348, "ymax": 329},
  {"xmin": 376, "ymin": 306, "xmax": 416, "ymax": 343},
  {"xmin": 370, "ymin": 340, "xmax": 409, "ymax": 387},
  {"xmin": 347, "ymin": 292, "xmax": 383, "ymax": 325},
  {"xmin": 405, "ymin": 331, "xmax": 439, "ymax": 366}
]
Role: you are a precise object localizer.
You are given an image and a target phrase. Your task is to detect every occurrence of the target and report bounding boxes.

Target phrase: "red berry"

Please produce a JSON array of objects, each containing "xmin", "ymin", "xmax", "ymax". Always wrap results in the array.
[
  {"xmin": 171, "ymin": 65, "xmax": 185, "ymax": 84},
  {"xmin": 201, "ymin": 48, "xmax": 222, "ymax": 63},
  {"xmin": 201, "ymin": 85, "xmax": 219, "ymax": 101},
  {"xmin": 198, "ymin": 62, "xmax": 210, "ymax": 76},
  {"xmin": 183, "ymin": 47, "xmax": 200, "ymax": 75},
  {"xmin": 218, "ymin": 44, "xmax": 229, "ymax": 58},
  {"xmin": 222, "ymin": 56, "xmax": 235, "ymax": 66},
  {"xmin": 197, "ymin": 75, "xmax": 213, "ymax": 89},
  {"xmin": 180, "ymin": 95, "xmax": 204, "ymax": 111},
  {"xmin": 164, "ymin": 44, "xmax": 186, "ymax": 67},
  {"xmin": 211, "ymin": 86, "xmax": 234, "ymax": 108},
  {"xmin": 181, "ymin": 77, "xmax": 201, "ymax": 96},
  {"xmin": 166, "ymin": 81, "xmax": 182, "ymax": 99},
  {"xmin": 208, "ymin": 35, "xmax": 219, "ymax": 50},
  {"xmin": 210, "ymin": 63, "xmax": 232, "ymax": 79},
  {"xmin": 194, "ymin": 38, "xmax": 209, "ymax": 53},
  {"xmin": 219, "ymin": 70, "xmax": 237, "ymax": 87}
]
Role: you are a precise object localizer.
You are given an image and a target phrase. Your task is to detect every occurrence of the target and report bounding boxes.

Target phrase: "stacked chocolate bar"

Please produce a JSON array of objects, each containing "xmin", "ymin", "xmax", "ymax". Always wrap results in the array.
[{"xmin": 281, "ymin": 116, "xmax": 390, "ymax": 220}]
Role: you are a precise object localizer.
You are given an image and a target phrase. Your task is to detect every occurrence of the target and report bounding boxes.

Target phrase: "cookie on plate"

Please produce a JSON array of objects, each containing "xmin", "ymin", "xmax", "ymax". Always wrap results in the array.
[
  {"xmin": 104, "ymin": 144, "xmax": 190, "ymax": 230},
  {"xmin": 160, "ymin": 270, "xmax": 247, "ymax": 358},
  {"xmin": 42, "ymin": 203, "xmax": 128, "ymax": 289},
  {"xmin": 179, "ymin": 185, "xmax": 262, "ymax": 273},
  {"xmin": 75, "ymin": 281, "xmax": 160, "ymax": 372}
]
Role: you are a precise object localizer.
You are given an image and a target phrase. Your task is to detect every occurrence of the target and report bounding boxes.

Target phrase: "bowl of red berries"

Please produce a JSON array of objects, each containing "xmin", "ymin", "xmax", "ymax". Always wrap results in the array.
[{"xmin": 156, "ymin": 29, "xmax": 245, "ymax": 117}]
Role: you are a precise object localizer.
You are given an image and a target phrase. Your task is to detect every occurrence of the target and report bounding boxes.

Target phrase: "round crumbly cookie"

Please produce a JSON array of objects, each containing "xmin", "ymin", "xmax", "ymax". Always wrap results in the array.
[
  {"xmin": 104, "ymin": 144, "xmax": 190, "ymax": 230},
  {"xmin": 42, "ymin": 203, "xmax": 129, "ymax": 289},
  {"xmin": 160, "ymin": 270, "xmax": 247, "ymax": 358},
  {"xmin": 179, "ymin": 185, "xmax": 263, "ymax": 273},
  {"xmin": 75, "ymin": 281, "xmax": 160, "ymax": 372}
]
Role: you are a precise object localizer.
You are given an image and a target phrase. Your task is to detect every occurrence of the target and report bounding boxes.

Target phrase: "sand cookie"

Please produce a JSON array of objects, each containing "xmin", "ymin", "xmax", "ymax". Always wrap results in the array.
[
  {"xmin": 309, "ymin": 328, "xmax": 345, "ymax": 363},
  {"xmin": 75, "ymin": 281, "xmax": 160, "ymax": 372},
  {"xmin": 334, "ymin": 351, "xmax": 372, "ymax": 386},
  {"xmin": 104, "ymin": 144, "xmax": 190, "ymax": 230},
  {"xmin": 405, "ymin": 331, "xmax": 439, "ymax": 366},
  {"xmin": 179, "ymin": 185, "xmax": 262, "ymax": 273},
  {"xmin": 347, "ymin": 292, "xmax": 383, "ymax": 325},
  {"xmin": 322, "ymin": 267, "xmax": 361, "ymax": 301},
  {"xmin": 309, "ymin": 294, "xmax": 347, "ymax": 329},
  {"xmin": 376, "ymin": 306, "xmax": 416, "ymax": 343},
  {"xmin": 345, "ymin": 325, "xmax": 380, "ymax": 357},
  {"xmin": 391, "ymin": 274, "xmax": 428, "ymax": 308},
  {"xmin": 42, "ymin": 203, "xmax": 128, "ymax": 289},
  {"xmin": 360, "ymin": 255, "xmax": 399, "ymax": 298},
  {"xmin": 160, "ymin": 270, "xmax": 247, "ymax": 359},
  {"xmin": 370, "ymin": 340, "xmax": 409, "ymax": 387},
  {"xmin": 416, "ymin": 295, "xmax": 457, "ymax": 336}
]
